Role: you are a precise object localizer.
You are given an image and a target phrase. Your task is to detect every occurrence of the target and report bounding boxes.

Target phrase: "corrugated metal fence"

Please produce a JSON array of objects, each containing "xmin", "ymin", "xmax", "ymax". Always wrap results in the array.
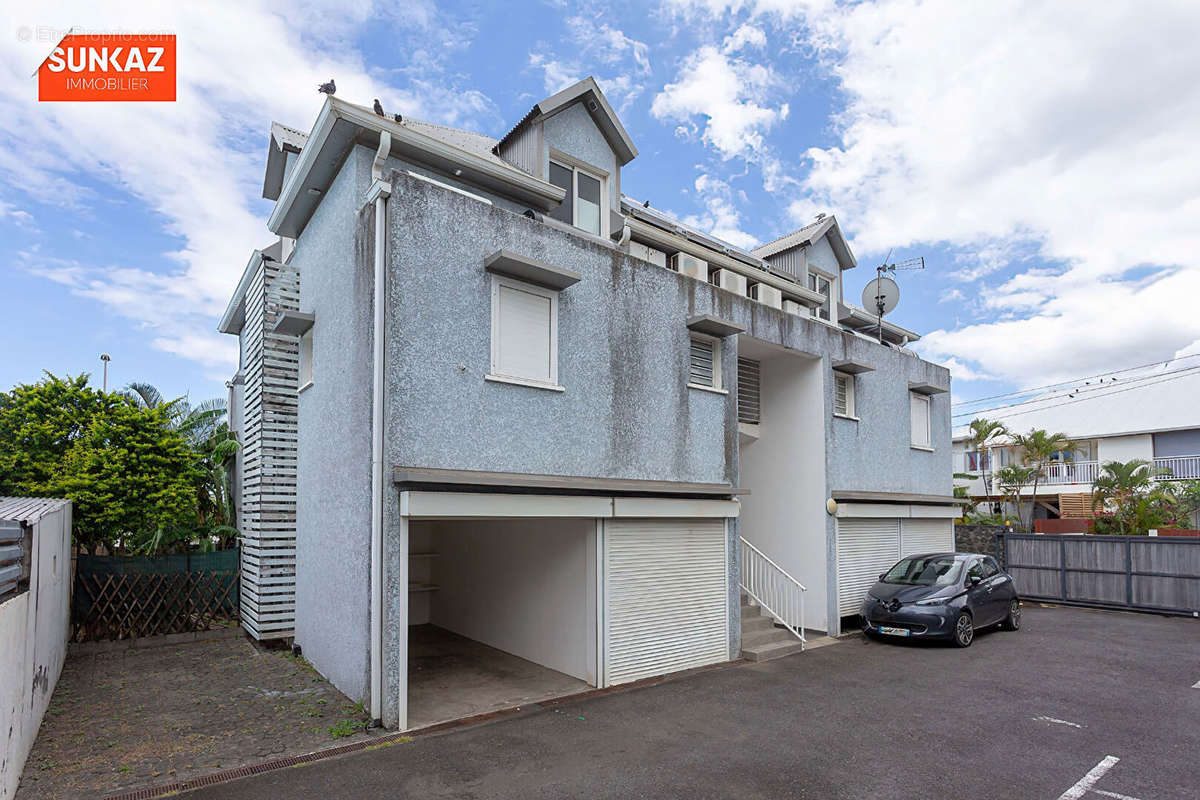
[{"xmin": 1002, "ymin": 533, "xmax": 1200, "ymax": 616}]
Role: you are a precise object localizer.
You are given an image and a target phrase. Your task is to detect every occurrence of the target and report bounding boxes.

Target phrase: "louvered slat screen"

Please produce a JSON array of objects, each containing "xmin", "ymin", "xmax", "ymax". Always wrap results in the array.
[
  {"xmin": 834, "ymin": 374, "xmax": 849, "ymax": 416},
  {"xmin": 737, "ymin": 358, "xmax": 760, "ymax": 424},
  {"xmin": 689, "ymin": 338, "xmax": 716, "ymax": 388}
]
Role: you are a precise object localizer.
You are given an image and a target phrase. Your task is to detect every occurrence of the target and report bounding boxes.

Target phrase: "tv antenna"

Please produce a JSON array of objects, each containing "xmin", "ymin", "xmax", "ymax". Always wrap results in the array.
[{"xmin": 863, "ymin": 252, "xmax": 925, "ymax": 344}]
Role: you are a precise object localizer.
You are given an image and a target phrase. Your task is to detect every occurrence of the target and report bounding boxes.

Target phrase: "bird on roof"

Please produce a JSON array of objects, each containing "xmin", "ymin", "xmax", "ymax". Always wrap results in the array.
[
  {"xmin": 393, "ymin": 113, "xmax": 403, "ymax": 123},
  {"xmin": 643, "ymin": 200, "xmax": 650, "ymax": 208},
  {"xmin": 373, "ymin": 99, "xmax": 385, "ymax": 116},
  {"xmin": 318, "ymin": 78, "xmax": 336, "ymax": 95}
]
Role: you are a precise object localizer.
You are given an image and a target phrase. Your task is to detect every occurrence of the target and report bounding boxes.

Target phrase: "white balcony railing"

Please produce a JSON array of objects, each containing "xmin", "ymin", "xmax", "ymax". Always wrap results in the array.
[
  {"xmin": 1154, "ymin": 455, "xmax": 1200, "ymax": 481},
  {"xmin": 1041, "ymin": 460, "xmax": 1100, "ymax": 486}
]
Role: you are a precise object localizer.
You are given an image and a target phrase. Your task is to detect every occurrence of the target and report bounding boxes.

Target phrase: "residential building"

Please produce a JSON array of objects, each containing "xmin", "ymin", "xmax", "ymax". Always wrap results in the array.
[
  {"xmin": 953, "ymin": 368, "xmax": 1200, "ymax": 521},
  {"xmin": 220, "ymin": 78, "xmax": 953, "ymax": 730}
]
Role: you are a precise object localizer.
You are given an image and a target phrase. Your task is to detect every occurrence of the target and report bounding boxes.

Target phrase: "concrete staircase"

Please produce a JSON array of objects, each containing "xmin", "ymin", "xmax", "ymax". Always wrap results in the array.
[{"xmin": 740, "ymin": 597, "xmax": 805, "ymax": 662}]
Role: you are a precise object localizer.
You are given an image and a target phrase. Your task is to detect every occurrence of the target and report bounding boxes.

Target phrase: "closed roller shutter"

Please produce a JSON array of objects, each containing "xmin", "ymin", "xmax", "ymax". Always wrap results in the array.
[
  {"xmin": 901, "ymin": 518, "xmax": 954, "ymax": 557},
  {"xmin": 837, "ymin": 518, "xmax": 901, "ymax": 615},
  {"xmin": 605, "ymin": 519, "xmax": 729, "ymax": 685}
]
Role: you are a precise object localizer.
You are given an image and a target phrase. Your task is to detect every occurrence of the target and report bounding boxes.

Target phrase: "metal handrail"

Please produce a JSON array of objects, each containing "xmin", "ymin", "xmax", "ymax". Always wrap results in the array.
[{"xmin": 739, "ymin": 537, "xmax": 807, "ymax": 644}]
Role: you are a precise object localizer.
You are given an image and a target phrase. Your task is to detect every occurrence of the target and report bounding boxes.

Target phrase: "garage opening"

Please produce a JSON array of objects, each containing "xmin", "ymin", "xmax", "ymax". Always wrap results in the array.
[{"xmin": 407, "ymin": 519, "xmax": 596, "ymax": 730}]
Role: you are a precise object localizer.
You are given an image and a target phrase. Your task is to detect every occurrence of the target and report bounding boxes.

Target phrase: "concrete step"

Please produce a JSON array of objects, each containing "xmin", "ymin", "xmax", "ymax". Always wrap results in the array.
[
  {"xmin": 740, "ymin": 603, "xmax": 762, "ymax": 618},
  {"xmin": 741, "ymin": 637, "xmax": 806, "ymax": 663},
  {"xmin": 741, "ymin": 614, "xmax": 775, "ymax": 633},
  {"xmin": 741, "ymin": 627, "xmax": 796, "ymax": 648}
]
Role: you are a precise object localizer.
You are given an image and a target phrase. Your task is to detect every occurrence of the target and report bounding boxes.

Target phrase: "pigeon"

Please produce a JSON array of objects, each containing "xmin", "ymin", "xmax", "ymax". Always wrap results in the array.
[
  {"xmin": 643, "ymin": 200, "xmax": 650, "ymax": 208},
  {"xmin": 373, "ymin": 99, "xmax": 385, "ymax": 116},
  {"xmin": 393, "ymin": 113, "xmax": 403, "ymax": 123},
  {"xmin": 318, "ymin": 78, "xmax": 336, "ymax": 95}
]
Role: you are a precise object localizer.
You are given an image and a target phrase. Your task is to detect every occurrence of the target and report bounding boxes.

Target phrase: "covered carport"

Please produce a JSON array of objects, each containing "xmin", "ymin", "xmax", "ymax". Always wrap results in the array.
[{"xmin": 392, "ymin": 468, "xmax": 740, "ymax": 731}]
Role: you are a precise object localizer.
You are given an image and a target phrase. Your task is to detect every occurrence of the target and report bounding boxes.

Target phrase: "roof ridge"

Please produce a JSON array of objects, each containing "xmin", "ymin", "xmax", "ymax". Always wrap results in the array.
[{"xmin": 752, "ymin": 218, "xmax": 825, "ymax": 252}]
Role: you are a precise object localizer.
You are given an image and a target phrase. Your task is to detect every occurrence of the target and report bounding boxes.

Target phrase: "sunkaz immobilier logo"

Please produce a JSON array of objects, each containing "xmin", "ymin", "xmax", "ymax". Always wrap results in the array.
[{"xmin": 38, "ymin": 33, "xmax": 175, "ymax": 101}]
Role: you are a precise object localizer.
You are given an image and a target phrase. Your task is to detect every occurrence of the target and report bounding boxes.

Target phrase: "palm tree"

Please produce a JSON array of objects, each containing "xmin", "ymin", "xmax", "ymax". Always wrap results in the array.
[
  {"xmin": 1092, "ymin": 459, "xmax": 1168, "ymax": 533},
  {"xmin": 1011, "ymin": 428, "xmax": 1074, "ymax": 531},
  {"xmin": 966, "ymin": 418, "xmax": 1007, "ymax": 513},
  {"xmin": 121, "ymin": 382, "xmax": 228, "ymax": 446},
  {"xmin": 995, "ymin": 464, "xmax": 1037, "ymax": 524}
]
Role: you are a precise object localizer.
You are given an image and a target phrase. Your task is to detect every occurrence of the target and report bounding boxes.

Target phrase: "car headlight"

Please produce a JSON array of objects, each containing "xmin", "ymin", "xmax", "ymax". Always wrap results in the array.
[{"xmin": 915, "ymin": 596, "xmax": 951, "ymax": 606}]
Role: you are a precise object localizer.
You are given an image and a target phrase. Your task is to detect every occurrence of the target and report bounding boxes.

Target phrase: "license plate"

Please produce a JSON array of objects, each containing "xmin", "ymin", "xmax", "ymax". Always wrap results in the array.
[{"xmin": 877, "ymin": 625, "xmax": 911, "ymax": 637}]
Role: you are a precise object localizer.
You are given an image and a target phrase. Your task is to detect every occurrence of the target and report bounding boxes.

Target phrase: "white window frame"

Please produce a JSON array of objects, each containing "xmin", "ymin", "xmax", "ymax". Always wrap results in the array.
[
  {"xmin": 808, "ymin": 271, "xmax": 833, "ymax": 321},
  {"xmin": 833, "ymin": 373, "xmax": 856, "ymax": 419},
  {"xmin": 488, "ymin": 275, "xmax": 561, "ymax": 391},
  {"xmin": 298, "ymin": 329, "xmax": 313, "ymax": 392},
  {"xmin": 687, "ymin": 334, "xmax": 725, "ymax": 394},
  {"xmin": 549, "ymin": 152, "xmax": 608, "ymax": 238},
  {"xmin": 910, "ymin": 392, "xmax": 932, "ymax": 450}
]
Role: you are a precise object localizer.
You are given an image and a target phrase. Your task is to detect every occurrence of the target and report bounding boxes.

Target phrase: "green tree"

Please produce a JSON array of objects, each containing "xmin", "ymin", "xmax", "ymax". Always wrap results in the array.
[
  {"xmin": 0, "ymin": 373, "xmax": 109, "ymax": 495},
  {"xmin": 1011, "ymin": 428, "xmax": 1074, "ymax": 531},
  {"xmin": 1091, "ymin": 459, "xmax": 1169, "ymax": 534},
  {"xmin": 995, "ymin": 464, "xmax": 1038, "ymax": 527},
  {"xmin": 58, "ymin": 401, "xmax": 199, "ymax": 554},
  {"xmin": 965, "ymin": 417, "xmax": 1007, "ymax": 514}
]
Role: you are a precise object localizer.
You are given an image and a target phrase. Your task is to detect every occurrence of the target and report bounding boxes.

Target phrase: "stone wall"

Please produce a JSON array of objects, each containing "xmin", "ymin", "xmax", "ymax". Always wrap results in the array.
[{"xmin": 955, "ymin": 524, "xmax": 1011, "ymax": 566}]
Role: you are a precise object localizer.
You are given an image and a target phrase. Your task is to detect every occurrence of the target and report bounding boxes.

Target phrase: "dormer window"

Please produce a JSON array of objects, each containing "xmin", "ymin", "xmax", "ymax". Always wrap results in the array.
[
  {"xmin": 808, "ymin": 273, "xmax": 832, "ymax": 320},
  {"xmin": 548, "ymin": 157, "xmax": 605, "ymax": 236}
]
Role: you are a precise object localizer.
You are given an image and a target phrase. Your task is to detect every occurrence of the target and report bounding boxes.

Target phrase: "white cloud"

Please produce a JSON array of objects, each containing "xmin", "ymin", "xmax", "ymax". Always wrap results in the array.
[
  {"xmin": 0, "ymin": 1, "xmax": 495, "ymax": 379},
  {"xmin": 651, "ymin": 45, "xmax": 785, "ymax": 161},
  {"xmin": 678, "ymin": 174, "xmax": 758, "ymax": 250},
  {"xmin": 529, "ymin": 18, "xmax": 652, "ymax": 112}
]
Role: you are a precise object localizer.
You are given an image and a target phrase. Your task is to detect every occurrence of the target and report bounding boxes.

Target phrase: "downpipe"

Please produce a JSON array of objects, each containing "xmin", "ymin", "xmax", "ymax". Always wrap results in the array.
[{"xmin": 368, "ymin": 131, "xmax": 391, "ymax": 727}]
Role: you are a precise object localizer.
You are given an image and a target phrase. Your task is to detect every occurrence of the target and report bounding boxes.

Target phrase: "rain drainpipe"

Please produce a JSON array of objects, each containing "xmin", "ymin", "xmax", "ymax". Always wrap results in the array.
[{"xmin": 367, "ymin": 130, "xmax": 392, "ymax": 727}]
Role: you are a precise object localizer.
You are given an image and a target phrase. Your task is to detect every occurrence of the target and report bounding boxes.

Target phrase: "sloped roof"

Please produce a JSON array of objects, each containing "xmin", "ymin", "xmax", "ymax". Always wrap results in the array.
[
  {"xmin": 0, "ymin": 496, "xmax": 70, "ymax": 524},
  {"xmin": 752, "ymin": 214, "xmax": 857, "ymax": 271},
  {"xmin": 495, "ymin": 77, "xmax": 638, "ymax": 166},
  {"xmin": 952, "ymin": 367, "xmax": 1200, "ymax": 441}
]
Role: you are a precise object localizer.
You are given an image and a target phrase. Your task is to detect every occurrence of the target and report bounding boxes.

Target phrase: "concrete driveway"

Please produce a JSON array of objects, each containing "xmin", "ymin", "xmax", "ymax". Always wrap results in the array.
[{"xmin": 182, "ymin": 605, "xmax": 1199, "ymax": 799}]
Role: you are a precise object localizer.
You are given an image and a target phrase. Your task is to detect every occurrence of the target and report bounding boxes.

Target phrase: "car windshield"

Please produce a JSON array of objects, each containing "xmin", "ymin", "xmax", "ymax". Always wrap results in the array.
[{"xmin": 881, "ymin": 556, "xmax": 962, "ymax": 586}]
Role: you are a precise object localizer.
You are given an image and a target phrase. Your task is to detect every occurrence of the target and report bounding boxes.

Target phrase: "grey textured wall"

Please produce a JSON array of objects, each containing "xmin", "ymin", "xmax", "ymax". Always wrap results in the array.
[{"xmin": 292, "ymin": 146, "xmax": 374, "ymax": 703}]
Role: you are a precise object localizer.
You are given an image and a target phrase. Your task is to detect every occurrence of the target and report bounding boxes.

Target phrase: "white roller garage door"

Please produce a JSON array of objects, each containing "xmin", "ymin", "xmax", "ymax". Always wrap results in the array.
[
  {"xmin": 604, "ymin": 519, "xmax": 729, "ymax": 685},
  {"xmin": 836, "ymin": 518, "xmax": 901, "ymax": 616},
  {"xmin": 901, "ymin": 519, "xmax": 954, "ymax": 557}
]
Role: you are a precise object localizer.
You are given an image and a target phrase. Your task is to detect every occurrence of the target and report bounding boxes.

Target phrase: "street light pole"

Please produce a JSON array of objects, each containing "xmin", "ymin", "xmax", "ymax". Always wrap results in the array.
[{"xmin": 100, "ymin": 353, "xmax": 111, "ymax": 392}]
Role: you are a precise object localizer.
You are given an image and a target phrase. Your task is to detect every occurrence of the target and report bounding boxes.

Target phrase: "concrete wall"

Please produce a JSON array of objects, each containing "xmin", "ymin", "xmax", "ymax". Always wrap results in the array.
[
  {"xmin": 737, "ymin": 354, "xmax": 829, "ymax": 631},
  {"xmin": 1097, "ymin": 434, "xmax": 1153, "ymax": 464},
  {"xmin": 421, "ymin": 519, "xmax": 592, "ymax": 682},
  {"xmin": 0, "ymin": 505, "xmax": 71, "ymax": 800},
  {"xmin": 292, "ymin": 146, "xmax": 374, "ymax": 703}
]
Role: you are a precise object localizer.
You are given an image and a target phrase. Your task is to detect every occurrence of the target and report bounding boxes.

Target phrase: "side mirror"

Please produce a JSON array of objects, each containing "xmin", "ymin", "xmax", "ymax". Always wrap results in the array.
[
  {"xmin": 879, "ymin": 573, "xmax": 887, "ymax": 582},
  {"xmin": 967, "ymin": 575, "xmax": 981, "ymax": 587}
]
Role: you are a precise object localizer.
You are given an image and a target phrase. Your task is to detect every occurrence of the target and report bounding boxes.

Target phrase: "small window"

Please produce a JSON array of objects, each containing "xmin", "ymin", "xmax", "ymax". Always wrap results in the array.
[
  {"xmin": 688, "ymin": 335, "xmax": 722, "ymax": 390},
  {"xmin": 548, "ymin": 159, "xmax": 605, "ymax": 236},
  {"xmin": 809, "ymin": 273, "xmax": 832, "ymax": 321},
  {"xmin": 490, "ymin": 276, "xmax": 558, "ymax": 386},
  {"xmin": 910, "ymin": 392, "xmax": 931, "ymax": 449},
  {"xmin": 965, "ymin": 450, "xmax": 991, "ymax": 472},
  {"xmin": 834, "ymin": 373, "xmax": 856, "ymax": 418},
  {"xmin": 299, "ymin": 329, "xmax": 313, "ymax": 390}
]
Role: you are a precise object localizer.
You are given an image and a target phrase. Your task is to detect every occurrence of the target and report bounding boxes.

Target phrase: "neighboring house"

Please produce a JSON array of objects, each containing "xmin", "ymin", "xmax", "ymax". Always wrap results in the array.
[
  {"xmin": 1, "ymin": 497, "xmax": 72, "ymax": 800},
  {"xmin": 220, "ymin": 77, "xmax": 953, "ymax": 730},
  {"xmin": 953, "ymin": 369, "xmax": 1200, "ymax": 521}
]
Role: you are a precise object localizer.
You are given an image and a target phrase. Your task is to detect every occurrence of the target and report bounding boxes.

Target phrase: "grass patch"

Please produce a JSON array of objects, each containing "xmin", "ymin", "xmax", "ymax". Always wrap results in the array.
[
  {"xmin": 365, "ymin": 737, "xmax": 411, "ymax": 751},
  {"xmin": 327, "ymin": 718, "xmax": 366, "ymax": 739}
]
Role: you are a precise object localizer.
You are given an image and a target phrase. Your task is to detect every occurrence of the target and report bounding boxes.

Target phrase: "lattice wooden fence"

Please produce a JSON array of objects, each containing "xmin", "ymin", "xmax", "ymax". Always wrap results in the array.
[{"xmin": 72, "ymin": 552, "xmax": 240, "ymax": 642}]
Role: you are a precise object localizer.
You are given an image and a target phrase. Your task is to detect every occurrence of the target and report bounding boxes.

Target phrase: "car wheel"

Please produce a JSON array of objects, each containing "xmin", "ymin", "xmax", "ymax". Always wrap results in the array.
[
  {"xmin": 1001, "ymin": 599, "xmax": 1022, "ymax": 631},
  {"xmin": 954, "ymin": 612, "xmax": 974, "ymax": 647}
]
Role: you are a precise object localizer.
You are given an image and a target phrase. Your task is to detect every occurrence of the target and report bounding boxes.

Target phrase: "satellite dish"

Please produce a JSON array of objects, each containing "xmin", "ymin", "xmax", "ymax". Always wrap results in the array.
[{"xmin": 862, "ymin": 276, "xmax": 900, "ymax": 315}]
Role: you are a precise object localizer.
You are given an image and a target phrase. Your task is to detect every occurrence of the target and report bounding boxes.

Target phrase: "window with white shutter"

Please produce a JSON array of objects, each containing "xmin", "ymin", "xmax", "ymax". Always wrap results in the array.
[
  {"xmin": 490, "ymin": 276, "xmax": 559, "ymax": 387},
  {"xmin": 910, "ymin": 392, "xmax": 931, "ymax": 449},
  {"xmin": 737, "ymin": 358, "xmax": 760, "ymax": 424},
  {"xmin": 688, "ymin": 336, "xmax": 721, "ymax": 390},
  {"xmin": 834, "ymin": 373, "xmax": 855, "ymax": 418},
  {"xmin": 299, "ymin": 329, "xmax": 313, "ymax": 390}
]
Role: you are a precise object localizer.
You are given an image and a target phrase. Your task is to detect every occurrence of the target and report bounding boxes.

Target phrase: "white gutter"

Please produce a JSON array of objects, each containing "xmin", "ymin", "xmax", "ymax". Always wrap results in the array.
[{"xmin": 368, "ymin": 131, "xmax": 392, "ymax": 727}]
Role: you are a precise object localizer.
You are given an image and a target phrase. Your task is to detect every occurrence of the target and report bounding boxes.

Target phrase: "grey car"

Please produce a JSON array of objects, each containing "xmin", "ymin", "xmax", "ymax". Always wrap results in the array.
[{"xmin": 860, "ymin": 553, "xmax": 1021, "ymax": 647}]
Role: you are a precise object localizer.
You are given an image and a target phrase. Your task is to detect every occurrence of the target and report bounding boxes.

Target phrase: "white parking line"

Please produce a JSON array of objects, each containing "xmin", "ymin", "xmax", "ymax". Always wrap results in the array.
[
  {"xmin": 1034, "ymin": 715, "xmax": 1084, "ymax": 728},
  {"xmin": 1092, "ymin": 789, "xmax": 1144, "ymax": 800},
  {"xmin": 1057, "ymin": 755, "xmax": 1120, "ymax": 800}
]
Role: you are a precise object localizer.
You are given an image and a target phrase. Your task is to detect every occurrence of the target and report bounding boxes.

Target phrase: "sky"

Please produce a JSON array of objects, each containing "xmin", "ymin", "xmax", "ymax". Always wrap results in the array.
[{"xmin": 2, "ymin": 0, "xmax": 1199, "ymax": 409}]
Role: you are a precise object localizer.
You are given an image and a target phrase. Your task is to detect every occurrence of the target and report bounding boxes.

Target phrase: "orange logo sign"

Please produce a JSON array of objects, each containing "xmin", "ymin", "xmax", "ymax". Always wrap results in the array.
[{"xmin": 38, "ymin": 34, "xmax": 176, "ymax": 102}]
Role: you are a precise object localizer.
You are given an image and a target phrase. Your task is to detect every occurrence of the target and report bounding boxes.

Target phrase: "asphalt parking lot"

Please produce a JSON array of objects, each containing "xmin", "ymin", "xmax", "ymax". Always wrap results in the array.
[{"xmin": 184, "ymin": 605, "xmax": 1199, "ymax": 800}]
